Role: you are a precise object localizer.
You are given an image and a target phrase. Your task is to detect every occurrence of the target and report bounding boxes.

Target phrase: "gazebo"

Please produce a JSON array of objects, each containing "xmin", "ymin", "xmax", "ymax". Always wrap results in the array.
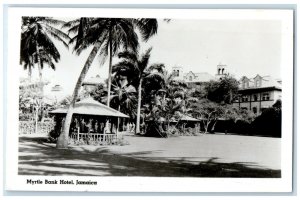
[
  {"xmin": 179, "ymin": 114, "xmax": 201, "ymax": 134},
  {"xmin": 49, "ymin": 97, "xmax": 129, "ymax": 145},
  {"xmin": 168, "ymin": 114, "xmax": 200, "ymax": 135}
]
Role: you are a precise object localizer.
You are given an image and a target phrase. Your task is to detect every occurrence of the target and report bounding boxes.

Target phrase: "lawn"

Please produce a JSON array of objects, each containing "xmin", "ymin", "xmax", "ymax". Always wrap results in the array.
[{"xmin": 18, "ymin": 133, "xmax": 281, "ymax": 177}]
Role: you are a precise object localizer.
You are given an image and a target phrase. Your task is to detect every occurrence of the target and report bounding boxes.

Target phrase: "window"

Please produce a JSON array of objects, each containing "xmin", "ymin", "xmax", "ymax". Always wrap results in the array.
[
  {"xmin": 242, "ymin": 95, "xmax": 248, "ymax": 102},
  {"xmin": 253, "ymin": 94, "xmax": 258, "ymax": 101},
  {"xmin": 242, "ymin": 80, "xmax": 249, "ymax": 89},
  {"xmin": 173, "ymin": 70, "xmax": 180, "ymax": 76},
  {"xmin": 253, "ymin": 107, "xmax": 257, "ymax": 114},
  {"xmin": 262, "ymin": 93, "xmax": 270, "ymax": 101},
  {"xmin": 255, "ymin": 80, "xmax": 260, "ymax": 87},
  {"xmin": 189, "ymin": 76, "xmax": 193, "ymax": 81}
]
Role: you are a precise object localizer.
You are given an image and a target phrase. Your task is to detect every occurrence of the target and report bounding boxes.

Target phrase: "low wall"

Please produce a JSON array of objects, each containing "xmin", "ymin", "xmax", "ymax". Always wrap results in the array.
[{"xmin": 19, "ymin": 121, "xmax": 55, "ymax": 135}]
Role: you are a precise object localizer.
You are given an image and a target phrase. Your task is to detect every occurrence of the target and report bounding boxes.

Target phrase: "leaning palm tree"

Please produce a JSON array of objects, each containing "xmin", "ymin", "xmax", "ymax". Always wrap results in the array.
[
  {"xmin": 56, "ymin": 18, "xmax": 139, "ymax": 148},
  {"xmin": 56, "ymin": 18, "xmax": 159, "ymax": 148}
]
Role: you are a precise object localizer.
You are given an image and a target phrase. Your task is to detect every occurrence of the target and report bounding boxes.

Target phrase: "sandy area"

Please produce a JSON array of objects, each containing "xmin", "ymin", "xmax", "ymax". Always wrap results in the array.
[{"xmin": 18, "ymin": 133, "xmax": 281, "ymax": 177}]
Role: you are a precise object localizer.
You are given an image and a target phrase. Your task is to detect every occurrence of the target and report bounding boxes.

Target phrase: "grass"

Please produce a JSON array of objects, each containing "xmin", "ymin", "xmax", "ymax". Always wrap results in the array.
[{"xmin": 18, "ymin": 134, "xmax": 281, "ymax": 177}]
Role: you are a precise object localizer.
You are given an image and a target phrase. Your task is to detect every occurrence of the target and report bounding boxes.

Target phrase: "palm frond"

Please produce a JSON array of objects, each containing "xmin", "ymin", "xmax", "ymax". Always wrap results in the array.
[
  {"xmin": 42, "ymin": 18, "xmax": 66, "ymax": 26},
  {"xmin": 134, "ymin": 18, "xmax": 158, "ymax": 41},
  {"xmin": 147, "ymin": 63, "xmax": 165, "ymax": 73},
  {"xmin": 44, "ymin": 26, "xmax": 70, "ymax": 48},
  {"xmin": 118, "ymin": 51, "xmax": 138, "ymax": 62},
  {"xmin": 138, "ymin": 47, "xmax": 152, "ymax": 73},
  {"xmin": 62, "ymin": 18, "xmax": 80, "ymax": 29}
]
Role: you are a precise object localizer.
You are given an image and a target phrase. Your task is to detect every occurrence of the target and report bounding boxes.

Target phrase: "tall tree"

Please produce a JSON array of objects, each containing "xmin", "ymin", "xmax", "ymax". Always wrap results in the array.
[
  {"xmin": 20, "ymin": 17, "xmax": 70, "ymax": 124},
  {"xmin": 57, "ymin": 18, "xmax": 158, "ymax": 148},
  {"xmin": 205, "ymin": 76, "xmax": 239, "ymax": 104},
  {"xmin": 110, "ymin": 82, "xmax": 138, "ymax": 120},
  {"xmin": 20, "ymin": 17, "xmax": 70, "ymax": 81},
  {"xmin": 112, "ymin": 48, "xmax": 154, "ymax": 134}
]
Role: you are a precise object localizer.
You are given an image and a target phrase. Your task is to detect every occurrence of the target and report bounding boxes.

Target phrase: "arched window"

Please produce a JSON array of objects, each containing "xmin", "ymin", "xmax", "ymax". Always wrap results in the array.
[{"xmin": 222, "ymin": 68, "xmax": 224, "ymax": 74}]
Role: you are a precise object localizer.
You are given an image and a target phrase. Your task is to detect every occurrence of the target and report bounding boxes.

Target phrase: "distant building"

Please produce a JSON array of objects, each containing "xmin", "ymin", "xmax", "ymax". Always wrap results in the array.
[
  {"xmin": 215, "ymin": 63, "xmax": 230, "ymax": 79},
  {"xmin": 45, "ymin": 84, "xmax": 65, "ymax": 103},
  {"xmin": 172, "ymin": 66, "xmax": 216, "ymax": 84},
  {"xmin": 51, "ymin": 85, "xmax": 63, "ymax": 92},
  {"xmin": 81, "ymin": 75, "xmax": 106, "ymax": 94},
  {"xmin": 232, "ymin": 75, "xmax": 282, "ymax": 115}
]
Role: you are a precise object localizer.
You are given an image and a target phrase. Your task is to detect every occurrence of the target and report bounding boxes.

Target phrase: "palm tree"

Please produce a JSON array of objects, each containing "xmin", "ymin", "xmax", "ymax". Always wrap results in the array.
[
  {"xmin": 65, "ymin": 18, "xmax": 139, "ymax": 103},
  {"xmin": 110, "ymin": 82, "xmax": 137, "ymax": 119},
  {"xmin": 112, "ymin": 48, "xmax": 154, "ymax": 134},
  {"xmin": 20, "ymin": 17, "xmax": 70, "ymax": 81},
  {"xmin": 20, "ymin": 17, "xmax": 70, "ymax": 127},
  {"xmin": 56, "ymin": 18, "xmax": 159, "ymax": 148}
]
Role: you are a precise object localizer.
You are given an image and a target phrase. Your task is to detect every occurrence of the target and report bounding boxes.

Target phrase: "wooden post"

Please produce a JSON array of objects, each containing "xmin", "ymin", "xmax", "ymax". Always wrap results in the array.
[
  {"xmin": 116, "ymin": 118, "xmax": 119, "ymax": 140},
  {"xmin": 77, "ymin": 129, "xmax": 79, "ymax": 141}
]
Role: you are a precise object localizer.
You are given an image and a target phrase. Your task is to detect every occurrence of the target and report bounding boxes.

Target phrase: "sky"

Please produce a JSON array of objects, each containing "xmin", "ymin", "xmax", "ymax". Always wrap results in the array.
[{"xmin": 19, "ymin": 18, "xmax": 283, "ymax": 97}]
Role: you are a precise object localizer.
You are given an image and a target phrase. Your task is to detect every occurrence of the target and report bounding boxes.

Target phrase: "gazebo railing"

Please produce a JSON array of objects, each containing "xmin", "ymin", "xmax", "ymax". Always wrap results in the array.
[{"xmin": 69, "ymin": 132, "xmax": 118, "ymax": 145}]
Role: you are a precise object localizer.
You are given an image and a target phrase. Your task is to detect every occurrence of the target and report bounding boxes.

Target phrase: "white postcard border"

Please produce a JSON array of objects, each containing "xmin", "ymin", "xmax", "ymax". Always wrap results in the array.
[{"xmin": 4, "ymin": 7, "xmax": 294, "ymax": 192}]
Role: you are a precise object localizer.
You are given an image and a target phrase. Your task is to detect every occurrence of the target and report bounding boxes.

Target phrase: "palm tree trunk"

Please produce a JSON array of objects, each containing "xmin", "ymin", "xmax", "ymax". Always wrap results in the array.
[
  {"xmin": 107, "ymin": 32, "xmax": 113, "ymax": 107},
  {"xmin": 35, "ymin": 43, "xmax": 42, "ymax": 82},
  {"xmin": 135, "ymin": 78, "xmax": 142, "ymax": 134},
  {"xmin": 117, "ymin": 105, "xmax": 120, "ymax": 134},
  {"xmin": 34, "ymin": 106, "xmax": 38, "ymax": 134},
  {"xmin": 35, "ymin": 43, "xmax": 44, "ymax": 121},
  {"xmin": 56, "ymin": 41, "xmax": 102, "ymax": 149},
  {"xmin": 28, "ymin": 66, "xmax": 32, "ymax": 82},
  {"xmin": 28, "ymin": 56, "xmax": 33, "ymax": 82}
]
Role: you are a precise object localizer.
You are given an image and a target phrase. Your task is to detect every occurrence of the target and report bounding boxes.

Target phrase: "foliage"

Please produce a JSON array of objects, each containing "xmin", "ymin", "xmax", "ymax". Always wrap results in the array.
[
  {"xmin": 187, "ymin": 99, "xmax": 224, "ymax": 133},
  {"xmin": 56, "ymin": 17, "xmax": 159, "ymax": 148},
  {"xmin": 19, "ymin": 79, "xmax": 45, "ymax": 121},
  {"xmin": 205, "ymin": 76, "xmax": 239, "ymax": 104},
  {"xmin": 252, "ymin": 100, "xmax": 282, "ymax": 137},
  {"xmin": 20, "ymin": 17, "xmax": 70, "ymax": 79},
  {"xmin": 109, "ymin": 83, "xmax": 138, "ymax": 119},
  {"xmin": 90, "ymin": 84, "xmax": 107, "ymax": 104}
]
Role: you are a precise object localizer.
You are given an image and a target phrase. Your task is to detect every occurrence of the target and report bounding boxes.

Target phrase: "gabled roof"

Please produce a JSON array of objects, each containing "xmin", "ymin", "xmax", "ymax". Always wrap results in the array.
[
  {"xmin": 239, "ymin": 75, "xmax": 282, "ymax": 89},
  {"xmin": 184, "ymin": 72, "xmax": 215, "ymax": 82},
  {"xmin": 49, "ymin": 97, "xmax": 129, "ymax": 118}
]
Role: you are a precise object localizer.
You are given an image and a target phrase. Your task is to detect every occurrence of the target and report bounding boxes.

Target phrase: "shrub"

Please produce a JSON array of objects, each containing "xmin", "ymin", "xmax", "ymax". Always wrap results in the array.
[{"xmin": 252, "ymin": 107, "xmax": 281, "ymax": 137}]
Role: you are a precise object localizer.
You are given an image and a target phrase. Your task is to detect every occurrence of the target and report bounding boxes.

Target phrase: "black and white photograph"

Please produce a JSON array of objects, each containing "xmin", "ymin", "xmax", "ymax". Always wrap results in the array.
[{"xmin": 4, "ymin": 7, "xmax": 294, "ymax": 192}]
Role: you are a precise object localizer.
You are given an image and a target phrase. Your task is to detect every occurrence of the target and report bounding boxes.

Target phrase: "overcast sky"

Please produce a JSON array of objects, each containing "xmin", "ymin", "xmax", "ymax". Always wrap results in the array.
[{"xmin": 19, "ymin": 18, "xmax": 282, "ymax": 96}]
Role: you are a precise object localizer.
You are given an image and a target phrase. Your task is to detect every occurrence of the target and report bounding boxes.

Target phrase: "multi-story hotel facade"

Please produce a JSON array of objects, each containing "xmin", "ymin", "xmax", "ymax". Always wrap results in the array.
[{"xmin": 232, "ymin": 75, "xmax": 282, "ymax": 115}]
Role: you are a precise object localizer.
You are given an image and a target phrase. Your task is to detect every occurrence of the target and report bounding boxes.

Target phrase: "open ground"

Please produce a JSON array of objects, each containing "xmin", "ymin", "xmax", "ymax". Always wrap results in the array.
[{"xmin": 18, "ymin": 133, "xmax": 281, "ymax": 177}]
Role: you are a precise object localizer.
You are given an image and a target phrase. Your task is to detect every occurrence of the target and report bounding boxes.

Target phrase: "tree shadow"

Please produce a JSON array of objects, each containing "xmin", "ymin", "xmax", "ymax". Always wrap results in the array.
[{"xmin": 18, "ymin": 137, "xmax": 281, "ymax": 177}]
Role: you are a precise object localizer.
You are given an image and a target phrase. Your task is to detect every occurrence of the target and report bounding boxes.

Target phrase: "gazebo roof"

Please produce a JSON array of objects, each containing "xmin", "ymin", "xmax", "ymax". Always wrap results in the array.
[
  {"xmin": 180, "ymin": 115, "xmax": 200, "ymax": 122},
  {"xmin": 169, "ymin": 115, "xmax": 200, "ymax": 122},
  {"xmin": 49, "ymin": 97, "xmax": 129, "ymax": 118}
]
